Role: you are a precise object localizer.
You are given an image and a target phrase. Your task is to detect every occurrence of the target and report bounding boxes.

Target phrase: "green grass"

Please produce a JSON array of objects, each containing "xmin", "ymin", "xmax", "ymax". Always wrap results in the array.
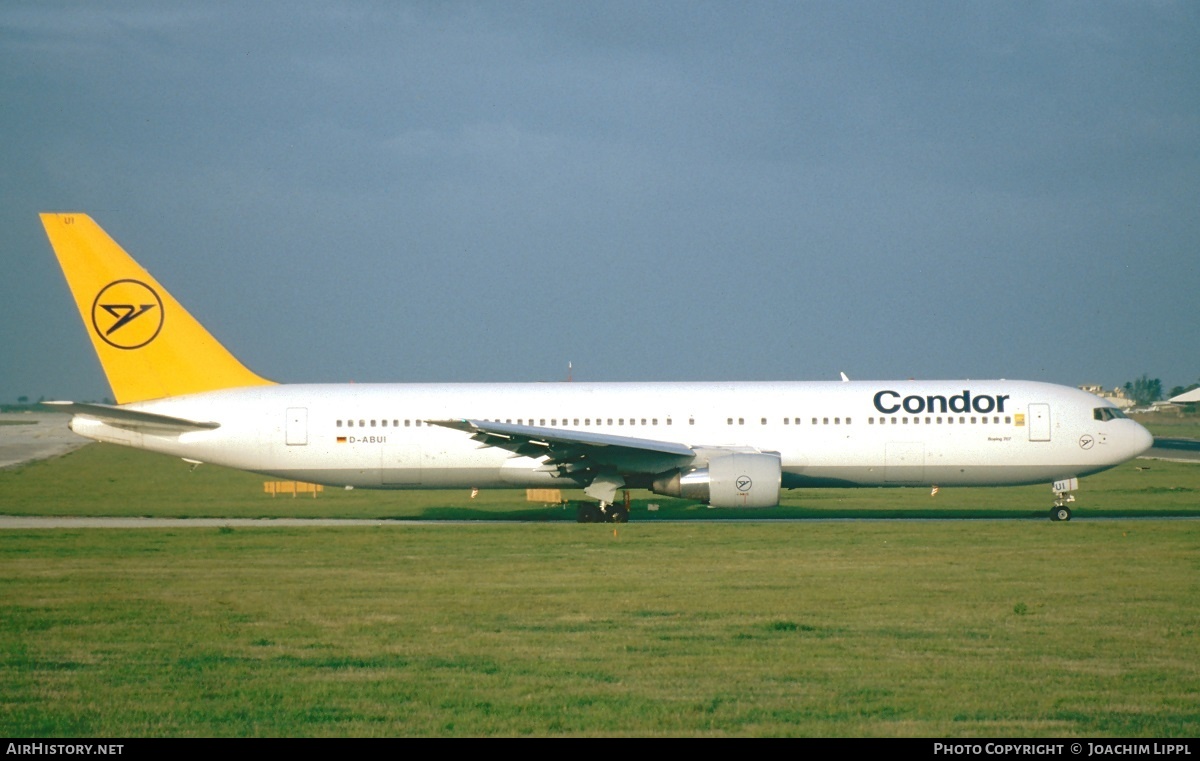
[
  {"xmin": 1, "ymin": 522, "xmax": 1197, "ymax": 736},
  {"xmin": 1, "ymin": 444, "xmax": 1198, "ymax": 736}
]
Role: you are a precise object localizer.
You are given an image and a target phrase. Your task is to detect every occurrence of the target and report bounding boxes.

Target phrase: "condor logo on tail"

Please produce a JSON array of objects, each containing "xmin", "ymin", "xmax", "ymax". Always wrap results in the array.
[{"xmin": 91, "ymin": 279, "xmax": 164, "ymax": 350}]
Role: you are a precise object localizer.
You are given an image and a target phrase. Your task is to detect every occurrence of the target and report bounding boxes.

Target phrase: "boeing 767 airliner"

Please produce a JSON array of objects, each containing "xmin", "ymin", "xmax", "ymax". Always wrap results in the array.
[{"xmin": 39, "ymin": 214, "xmax": 1153, "ymax": 522}]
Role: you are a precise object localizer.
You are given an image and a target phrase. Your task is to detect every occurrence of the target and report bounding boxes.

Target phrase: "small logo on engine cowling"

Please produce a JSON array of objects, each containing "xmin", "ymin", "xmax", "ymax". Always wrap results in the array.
[{"xmin": 735, "ymin": 475, "xmax": 753, "ymax": 492}]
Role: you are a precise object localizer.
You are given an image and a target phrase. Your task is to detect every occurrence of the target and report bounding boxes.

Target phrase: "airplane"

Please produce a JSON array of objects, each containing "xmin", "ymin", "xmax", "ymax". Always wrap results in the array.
[{"xmin": 39, "ymin": 213, "xmax": 1154, "ymax": 522}]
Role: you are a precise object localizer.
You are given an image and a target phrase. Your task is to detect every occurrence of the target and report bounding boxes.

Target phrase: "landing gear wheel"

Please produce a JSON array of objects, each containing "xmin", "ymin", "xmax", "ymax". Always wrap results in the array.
[
  {"xmin": 576, "ymin": 503, "xmax": 602, "ymax": 523},
  {"xmin": 1050, "ymin": 506, "xmax": 1072, "ymax": 522},
  {"xmin": 608, "ymin": 505, "xmax": 629, "ymax": 523}
]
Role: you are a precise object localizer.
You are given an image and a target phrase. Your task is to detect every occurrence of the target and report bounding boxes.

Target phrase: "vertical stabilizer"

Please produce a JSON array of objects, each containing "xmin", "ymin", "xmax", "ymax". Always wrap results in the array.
[{"xmin": 41, "ymin": 213, "xmax": 274, "ymax": 403}]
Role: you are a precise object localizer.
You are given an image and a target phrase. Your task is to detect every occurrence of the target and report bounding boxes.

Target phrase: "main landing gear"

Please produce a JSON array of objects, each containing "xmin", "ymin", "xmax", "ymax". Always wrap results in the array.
[
  {"xmin": 576, "ymin": 501, "xmax": 629, "ymax": 523},
  {"xmin": 576, "ymin": 490, "xmax": 632, "ymax": 523}
]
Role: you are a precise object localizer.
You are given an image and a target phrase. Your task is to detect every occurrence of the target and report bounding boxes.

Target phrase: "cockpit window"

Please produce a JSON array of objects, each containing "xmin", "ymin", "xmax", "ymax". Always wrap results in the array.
[{"xmin": 1093, "ymin": 407, "xmax": 1128, "ymax": 421}]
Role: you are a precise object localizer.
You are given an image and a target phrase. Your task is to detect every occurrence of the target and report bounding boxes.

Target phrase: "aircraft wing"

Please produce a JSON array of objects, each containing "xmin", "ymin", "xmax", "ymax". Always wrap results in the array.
[
  {"xmin": 429, "ymin": 418, "xmax": 696, "ymax": 486},
  {"xmin": 41, "ymin": 401, "xmax": 220, "ymax": 434}
]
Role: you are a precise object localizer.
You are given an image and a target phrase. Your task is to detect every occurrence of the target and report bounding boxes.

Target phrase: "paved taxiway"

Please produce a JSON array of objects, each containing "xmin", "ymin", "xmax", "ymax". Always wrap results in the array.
[
  {"xmin": 0, "ymin": 412, "xmax": 89, "ymax": 470},
  {"xmin": 1145, "ymin": 437, "xmax": 1200, "ymax": 462}
]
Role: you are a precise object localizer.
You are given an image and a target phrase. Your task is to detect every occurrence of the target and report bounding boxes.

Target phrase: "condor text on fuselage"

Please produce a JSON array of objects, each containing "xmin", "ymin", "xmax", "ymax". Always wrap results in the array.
[{"xmin": 873, "ymin": 389, "xmax": 1010, "ymax": 416}]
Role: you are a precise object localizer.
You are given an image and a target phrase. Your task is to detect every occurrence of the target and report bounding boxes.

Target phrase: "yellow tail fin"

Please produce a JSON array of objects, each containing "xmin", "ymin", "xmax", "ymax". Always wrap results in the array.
[{"xmin": 41, "ymin": 213, "xmax": 274, "ymax": 404}]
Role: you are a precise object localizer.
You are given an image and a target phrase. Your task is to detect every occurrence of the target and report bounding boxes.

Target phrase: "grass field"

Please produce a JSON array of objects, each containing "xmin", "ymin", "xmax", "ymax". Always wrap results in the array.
[{"xmin": 1, "ymin": 444, "xmax": 1198, "ymax": 737}]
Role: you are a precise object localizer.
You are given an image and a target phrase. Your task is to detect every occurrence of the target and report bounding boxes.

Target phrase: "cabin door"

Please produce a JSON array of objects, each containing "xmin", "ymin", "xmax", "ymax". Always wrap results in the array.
[{"xmin": 1028, "ymin": 404, "xmax": 1051, "ymax": 442}]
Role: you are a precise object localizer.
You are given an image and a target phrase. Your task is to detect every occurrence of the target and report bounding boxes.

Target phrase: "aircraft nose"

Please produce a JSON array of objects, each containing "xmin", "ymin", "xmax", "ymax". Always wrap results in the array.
[{"xmin": 1131, "ymin": 421, "xmax": 1154, "ymax": 457}]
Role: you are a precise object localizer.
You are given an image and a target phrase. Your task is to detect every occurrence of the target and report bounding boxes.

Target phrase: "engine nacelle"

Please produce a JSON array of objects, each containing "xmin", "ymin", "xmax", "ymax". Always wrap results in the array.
[{"xmin": 651, "ymin": 451, "xmax": 781, "ymax": 508}]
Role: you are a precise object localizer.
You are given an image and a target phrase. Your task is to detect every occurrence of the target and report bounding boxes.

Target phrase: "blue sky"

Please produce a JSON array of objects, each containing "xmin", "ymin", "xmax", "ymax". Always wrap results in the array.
[{"xmin": 2, "ymin": 1, "xmax": 1197, "ymax": 402}]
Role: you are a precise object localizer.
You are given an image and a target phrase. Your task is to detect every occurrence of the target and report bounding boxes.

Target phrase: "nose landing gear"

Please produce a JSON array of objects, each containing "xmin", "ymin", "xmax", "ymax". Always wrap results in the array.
[{"xmin": 1050, "ymin": 481, "xmax": 1076, "ymax": 521}]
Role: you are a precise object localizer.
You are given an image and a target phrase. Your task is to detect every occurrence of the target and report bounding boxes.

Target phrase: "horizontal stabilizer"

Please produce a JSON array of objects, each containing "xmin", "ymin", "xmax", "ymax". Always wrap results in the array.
[{"xmin": 41, "ymin": 401, "xmax": 220, "ymax": 433}]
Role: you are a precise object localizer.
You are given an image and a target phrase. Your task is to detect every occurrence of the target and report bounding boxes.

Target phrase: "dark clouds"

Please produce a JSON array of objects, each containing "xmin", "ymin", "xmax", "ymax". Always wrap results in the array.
[{"xmin": 2, "ymin": 1, "xmax": 1197, "ymax": 402}]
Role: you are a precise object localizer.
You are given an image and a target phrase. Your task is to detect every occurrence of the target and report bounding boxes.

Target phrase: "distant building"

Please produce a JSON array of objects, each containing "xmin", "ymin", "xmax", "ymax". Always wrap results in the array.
[
  {"xmin": 1169, "ymin": 387, "xmax": 1200, "ymax": 405},
  {"xmin": 1078, "ymin": 384, "xmax": 1135, "ymax": 410}
]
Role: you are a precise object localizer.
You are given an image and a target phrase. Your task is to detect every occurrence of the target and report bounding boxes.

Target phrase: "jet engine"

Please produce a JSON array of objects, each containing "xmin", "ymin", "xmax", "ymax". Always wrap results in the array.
[{"xmin": 651, "ymin": 451, "xmax": 781, "ymax": 508}]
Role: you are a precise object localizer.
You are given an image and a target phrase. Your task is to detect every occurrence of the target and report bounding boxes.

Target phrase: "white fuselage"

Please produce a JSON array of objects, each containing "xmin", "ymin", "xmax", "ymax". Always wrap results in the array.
[{"xmin": 68, "ymin": 379, "xmax": 1153, "ymax": 496}]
